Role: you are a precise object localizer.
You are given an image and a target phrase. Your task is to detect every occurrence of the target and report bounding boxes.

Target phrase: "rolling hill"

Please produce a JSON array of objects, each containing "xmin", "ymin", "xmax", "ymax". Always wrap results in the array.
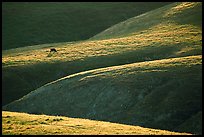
[
  {"xmin": 2, "ymin": 2, "xmax": 202, "ymax": 135},
  {"xmin": 2, "ymin": 2, "xmax": 170, "ymax": 50},
  {"xmin": 2, "ymin": 2, "xmax": 202, "ymax": 107},
  {"xmin": 3, "ymin": 55, "xmax": 202, "ymax": 134},
  {"xmin": 2, "ymin": 111, "xmax": 191, "ymax": 135},
  {"xmin": 91, "ymin": 2, "xmax": 202, "ymax": 40}
]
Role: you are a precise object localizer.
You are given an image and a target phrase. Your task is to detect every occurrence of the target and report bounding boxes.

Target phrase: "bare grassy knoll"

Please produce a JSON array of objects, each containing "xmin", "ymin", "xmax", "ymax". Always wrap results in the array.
[
  {"xmin": 91, "ymin": 2, "xmax": 202, "ymax": 40},
  {"xmin": 2, "ymin": 111, "xmax": 191, "ymax": 135},
  {"xmin": 3, "ymin": 55, "xmax": 202, "ymax": 134},
  {"xmin": 2, "ymin": 2, "xmax": 170, "ymax": 50},
  {"xmin": 2, "ymin": 2, "xmax": 202, "ymax": 106},
  {"xmin": 2, "ymin": 2, "xmax": 202, "ymax": 135}
]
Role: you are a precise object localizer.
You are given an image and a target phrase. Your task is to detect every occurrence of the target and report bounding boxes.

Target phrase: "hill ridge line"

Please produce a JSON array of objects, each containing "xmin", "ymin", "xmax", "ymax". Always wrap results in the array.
[
  {"xmin": 4, "ymin": 55, "xmax": 201, "ymax": 108},
  {"xmin": 90, "ymin": 2, "xmax": 178, "ymax": 40},
  {"xmin": 38, "ymin": 55, "xmax": 201, "ymax": 90}
]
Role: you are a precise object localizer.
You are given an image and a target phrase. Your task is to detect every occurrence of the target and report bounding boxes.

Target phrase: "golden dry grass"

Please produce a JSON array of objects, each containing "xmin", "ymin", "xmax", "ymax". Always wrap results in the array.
[
  {"xmin": 2, "ymin": 111, "xmax": 192, "ymax": 135},
  {"xmin": 2, "ymin": 2, "xmax": 202, "ymax": 135},
  {"xmin": 46, "ymin": 55, "xmax": 202, "ymax": 84},
  {"xmin": 164, "ymin": 2, "xmax": 201, "ymax": 17},
  {"xmin": 2, "ymin": 21, "xmax": 201, "ymax": 67}
]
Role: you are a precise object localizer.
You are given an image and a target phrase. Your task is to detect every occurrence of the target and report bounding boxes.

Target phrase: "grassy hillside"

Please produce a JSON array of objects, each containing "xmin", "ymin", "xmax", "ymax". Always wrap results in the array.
[
  {"xmin": 91, "ymin": 2, "xmax": 202, "ymax": 40},
  {"xmin": 176, "ymin": 111, "xmax": 202, "ymax": 134},
  {"xmin": 2, "ymin": 111, "xmax": 191, "ymax": 135},
  {"xmin": 2, "ymin": 2, "xmax": 170, "ymax": 50},
  {"xmin": 2, "ymin": 2, "xmax": 202, "ymax": 106},
  {"xmin": 3, "ymin": 55, "xmax": 202, "ymax": 134},
  {"xmin": 2, "ymin": 2, "xmax": 202, "ymax": 134}
]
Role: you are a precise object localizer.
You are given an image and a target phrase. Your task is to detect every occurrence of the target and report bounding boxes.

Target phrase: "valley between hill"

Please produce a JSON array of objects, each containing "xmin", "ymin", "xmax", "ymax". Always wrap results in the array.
[
  {"xmin": 2, "ymin": 2, "xmax": 202, "ymax": 135},
  {"xmin": 3, "ymin": 55, "xmax": 202, "ymax": 134},
  {"xmin": 2, "ymin": 2, "xmax": 170, "ymax": 50},
  {"xmin": 2, "ymin": 2, "xmax": 202, "ymax": 107}
]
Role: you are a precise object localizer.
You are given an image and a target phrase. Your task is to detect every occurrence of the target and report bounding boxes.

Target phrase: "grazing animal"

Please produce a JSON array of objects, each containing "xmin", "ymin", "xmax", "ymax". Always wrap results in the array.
[{"xmin": 50, "ymin": 48, "xmax": 57, "ymax": 52}]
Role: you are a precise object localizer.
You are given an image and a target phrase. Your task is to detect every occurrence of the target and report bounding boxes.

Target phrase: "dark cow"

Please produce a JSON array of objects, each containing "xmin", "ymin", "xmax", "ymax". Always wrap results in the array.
[{"xmin": 50, "ymin": 48, "xmax": 57, "ymax": 52}]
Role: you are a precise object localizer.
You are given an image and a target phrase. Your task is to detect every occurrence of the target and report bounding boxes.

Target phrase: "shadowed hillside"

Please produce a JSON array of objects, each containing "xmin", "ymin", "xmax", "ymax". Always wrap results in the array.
[
  {"xmin": 3, "ymin": 55, "xmax": 202, "ymax": 134},
  {"xmin": 2, "ymin": 2, "xmax": 202, "ymax": 106},
  {"xmin": 2, "ymin": 111, "xmax": 191, "ymax": 135},
  {"xmin": 2, "ymin": 2, "xmax": 170, "ymax": 50},
  {"xmin": 91, "ymin": 2, "xmax": 202, "ymax": 40},
  {"xmin": 2, "ymin": 2, "xmax": 202, "ymax": 134}
]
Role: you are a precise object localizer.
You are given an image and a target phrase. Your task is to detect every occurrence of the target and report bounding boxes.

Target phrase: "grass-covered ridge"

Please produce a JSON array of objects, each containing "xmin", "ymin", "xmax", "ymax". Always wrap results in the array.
[
  {"xmin": 2, "ymin": 21, "xmax": 202, "ymax": 67},
  {"xmin": 3, "ymin": 55, "xmax": 202, "ymax": 134},
  {"xmin": 91, "ymin": 2, "xmax": 202, "ymax": 40},
  {"xmin": 2, "ymin": 2, "xmax": 202, "ymax": 107},
  {"xmin": 2, "ymin": 2, "xmax": 170, "ymax": 50},
  {"xmin": 2, "ymin": 111, "xmax": 191, "ymax": 135},
  {"xmin": 2, "ymin": 2, "xmax": 202, "ymax": 134}
]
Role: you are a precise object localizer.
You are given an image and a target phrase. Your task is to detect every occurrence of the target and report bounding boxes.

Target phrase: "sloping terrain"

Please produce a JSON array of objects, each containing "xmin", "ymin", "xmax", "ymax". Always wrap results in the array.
[
  {"xmin": 2, "ymin": 111, "xmax": 191, "ymax": 135},
  {"xmin": 2, "ymin": 2, "xmax": 202, "ymax": 106},
  {"xmin": 91, "ymin": 2, "xmax": 202, "ymax": 40},
  {"xmin": 2, "ymin": 2, "xmax": 170, "ymax": 50},
  {"xmin": 2, "ymin": 2, "xmax": 202, "ymax": 135},
  {"xmin": 3, "ymin": 55, "xmax": 202, "ymax": 134}
]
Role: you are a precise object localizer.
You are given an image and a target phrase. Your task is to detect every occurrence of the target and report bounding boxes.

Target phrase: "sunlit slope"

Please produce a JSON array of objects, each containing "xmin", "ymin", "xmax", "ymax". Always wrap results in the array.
[
  {"xmin": 2, "ymin": 2, "xmax": 202, "ymax": 106},
  {"xmin": 3, "ymin": 21, "xmax": 202, "ymax": 66},
  {"xmin": 2, "ymin": 111, "xmax": 191, "ymax": 135},
  {"xmin": 91, "ymin": 2, "xmax": 202, "ymax": 40},
  {"xmin": 2, "ymin": 3, "xmax": 202, "ymax": 105},
  {"xmin": 2, "ymin": 2, "xmax": 170, "ymax": 50},
  {"xmin": 3, "ymin": 55, "xmax": 202, "ymax": 134}
]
